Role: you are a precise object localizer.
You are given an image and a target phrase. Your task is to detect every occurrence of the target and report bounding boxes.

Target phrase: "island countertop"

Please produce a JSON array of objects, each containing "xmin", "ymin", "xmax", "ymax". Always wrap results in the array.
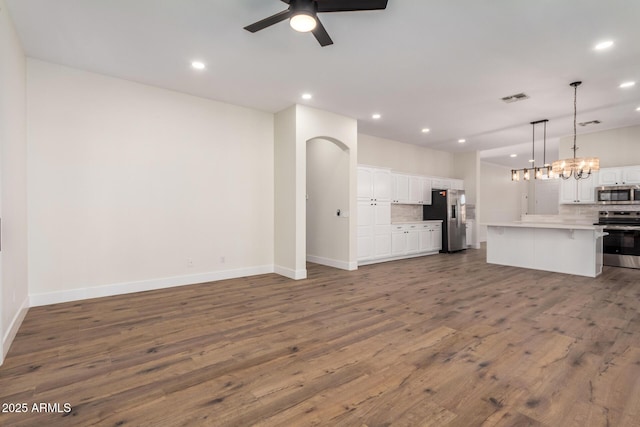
[{"xmin": 483, "ymin": 221, "xmax": 604, "ymax": 230}]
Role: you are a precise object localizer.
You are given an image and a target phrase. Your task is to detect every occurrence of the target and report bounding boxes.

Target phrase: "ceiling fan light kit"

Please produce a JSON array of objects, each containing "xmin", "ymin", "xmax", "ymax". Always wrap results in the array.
[
  {"xmin": 244, "ymin": 0, "xmax": 389, "ymax": 46},
  {"xmin": 289, "ymin": 0, "xmax": 318, "ymax": 32},
  {"xmin": 290, "ymin": 13, "xmax": 317, "ymax": 32}
]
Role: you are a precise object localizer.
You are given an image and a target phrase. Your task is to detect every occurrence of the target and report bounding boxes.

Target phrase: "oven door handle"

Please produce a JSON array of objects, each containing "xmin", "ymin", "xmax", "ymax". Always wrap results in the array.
[{"xmin": 603, "ymin": 225, "xmax": 640, "ymax": 231}]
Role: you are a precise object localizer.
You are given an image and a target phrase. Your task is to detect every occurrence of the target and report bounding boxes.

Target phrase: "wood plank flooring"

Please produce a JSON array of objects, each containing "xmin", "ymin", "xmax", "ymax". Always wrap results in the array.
[{"xmin": 2, "ymin": 247, "xmax": 640, "ymax": 426}]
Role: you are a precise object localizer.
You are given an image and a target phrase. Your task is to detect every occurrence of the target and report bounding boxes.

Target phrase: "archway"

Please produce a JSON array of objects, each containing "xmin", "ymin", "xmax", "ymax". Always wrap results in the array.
[{"xmin": 306, "ymin": 137, "xmax": 352, "ymax": 270}]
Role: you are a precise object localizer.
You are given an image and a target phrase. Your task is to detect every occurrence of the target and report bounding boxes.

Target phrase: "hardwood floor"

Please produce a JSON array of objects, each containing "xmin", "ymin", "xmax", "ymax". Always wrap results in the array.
[{"xmin": 2, "ymin": 247, "xmax": 640, "ymax": 426}]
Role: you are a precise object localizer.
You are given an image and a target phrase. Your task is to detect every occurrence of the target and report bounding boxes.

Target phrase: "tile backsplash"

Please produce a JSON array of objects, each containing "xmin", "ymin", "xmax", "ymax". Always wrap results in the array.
[
  {"xmin": 391, "ymin": 204, "xmax": 423, "ymax": 223},
  {"xmin": 559, "ymin": 204, "xmax": 640, "ymax": 219}
]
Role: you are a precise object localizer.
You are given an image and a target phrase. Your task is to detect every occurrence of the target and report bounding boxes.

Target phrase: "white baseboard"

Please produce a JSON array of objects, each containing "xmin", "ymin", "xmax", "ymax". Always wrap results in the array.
[
  {"xmin": 29, "ymin": 265, "xmax": 275, "ymax": 307},
  {"xmin": 2, "ymin": 295, "xmax": 29, "ymax": 365},
  {"xmin": 274, "ymin": 265, "xmax": 307, "ymax": 280},
  {"xmin": 306, "ymin": 255, "xmax": 357, "ymax": 271}
]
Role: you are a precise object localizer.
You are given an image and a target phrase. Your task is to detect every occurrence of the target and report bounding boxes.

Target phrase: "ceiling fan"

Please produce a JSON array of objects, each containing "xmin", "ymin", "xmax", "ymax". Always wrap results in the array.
[{"xmin": 244, "ymin": 0, "xmax": 389, "ymax": 47}]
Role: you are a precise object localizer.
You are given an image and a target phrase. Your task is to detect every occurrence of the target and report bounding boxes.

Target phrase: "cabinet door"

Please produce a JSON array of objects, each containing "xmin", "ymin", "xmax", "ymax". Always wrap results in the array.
[
  {"xmin": 408, "ymin": 176, "xmax": 422, "ymax": 204},
  {"xmin": 374, "ymin": 202, "xmax": 391, "ymax": 227},
  {"xmin": 577, "ymin": 174, "xmax": 597, "ymax": 203},
  {"xmin": 357, "ymin": 200, "xmax": 375, "ymax": 227},
  {"xmin": 559, "ymin": 179, "xmax": 578, "ymax": 204},
  {"xmin": 419, "ymin": 227, "xmax": 431, "ymax": 251},
  {"xmin": 465, "ymin": 220, "xmax": 474, "ymax": 248},
  {"xmin": 374, "ymin": 233, "xmax": 392, "ymax": 258},
  {"xmin": 431, "ymin": 178, "xmax": 450, "ymax": 190},
  {"xmin": 357, "ymin": 167, "xmax": 374, "ymax": 199},
  {"xmin": 373, "ymin": 169, "xmax": 391, "ymax": 201},
  {"xmin": 394, "ymin": 174, "xmax": 410, "ymax": 203},
  {"xmin": 357, "ymin": 233, "xmax": 374, "ymax": 260},
  {"xmin": 432, "ymin": 225, "xmax": 442, "ymax": 250},
  {"xmin": 598, "ymin": 168, "xmax": 621, "ymax": 186},
  {"xmin": 391, "ymin": 231, "xmax": 406, "ymax": 256},
  {"xmin": 622, "ymin": 167, "xmax": 640, "ymax": 184},
  {"xmin": 406, "ymin": 230, "xmax": 420, "ymax": 253},
  {"xmin": 358, "ymin": 201, "xmax": 391, "ymax": 261},
  {"xmin": 421, "ymin": 178, "xmax": 432, "ymax": 205}
]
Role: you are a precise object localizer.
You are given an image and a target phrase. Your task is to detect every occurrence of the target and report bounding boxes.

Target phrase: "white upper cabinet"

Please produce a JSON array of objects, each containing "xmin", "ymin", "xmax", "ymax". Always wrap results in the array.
[
  {"xmin": 598, "ymin": 168, "xmax": 621, "ymax": 186},
  {"xmin": 421, "ymin": 178, "xmax": 432, "ymax": 205},
  {"xmin": 392, "ymin": 174, "xmax": 434, "ymax": 204},
  {"xmin": 622, "ymin": 167, "xmax": 640, "ymax": 184},
  {"xmin": 431, "ymin": 178, "xmax": 451, "ymax": 190},
  {"xmin": 362, "ymin": 166, "xmax": 461, "ymax": 206},
  {"xmin": 598, "ymin": 166, "xmax": 640, "ymax": 186},
  {"xmin": 408, "ymin": 175, "xmax": 422, "ymax": 203},
  {"xmin": 559, "ymin": 172, "xmax": 599, "ymax": 204},
  {"xmin": 391, "ymin": 173, "xmax": 410, "ymax": 203},
  {"xmin": 358, "ymin": 166, "xmax": 391, "ymax": 201}
]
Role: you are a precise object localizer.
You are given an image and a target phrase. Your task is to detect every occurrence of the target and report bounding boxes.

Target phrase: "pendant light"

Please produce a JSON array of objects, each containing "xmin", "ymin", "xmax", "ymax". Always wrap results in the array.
[
  {"xmin": 534, "ymin": 119, "xmax": 552, "ymax": 179},
  {"xmin": 551, "ymin": 81, "xmax": 599, "ymax": 179},
  {"xmin": 510, "ymin": 119, "xmax": 551, "ymax": 181}
]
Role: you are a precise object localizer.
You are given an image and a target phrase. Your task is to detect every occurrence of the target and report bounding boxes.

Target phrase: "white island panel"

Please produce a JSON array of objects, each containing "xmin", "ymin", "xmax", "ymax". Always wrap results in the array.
[{"xmin": 486, "ymin": 223, "xmax": 605, "ymax": 277}]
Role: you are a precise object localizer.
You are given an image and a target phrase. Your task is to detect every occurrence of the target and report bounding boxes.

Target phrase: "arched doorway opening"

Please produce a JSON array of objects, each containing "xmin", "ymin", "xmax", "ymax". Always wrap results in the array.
[{"xmin": 306, "ymin": 137, "xmax": 352, "ymax": 269}]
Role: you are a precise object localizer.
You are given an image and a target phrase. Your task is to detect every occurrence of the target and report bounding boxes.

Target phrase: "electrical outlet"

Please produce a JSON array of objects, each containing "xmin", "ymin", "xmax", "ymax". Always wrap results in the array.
[
  {"xmin": 220, "ymin": 256, "xmax": 225, "ymax": 264},
  {"xmin": 187, "ymin": 258, "xmax": 194, "ymax": 268}
]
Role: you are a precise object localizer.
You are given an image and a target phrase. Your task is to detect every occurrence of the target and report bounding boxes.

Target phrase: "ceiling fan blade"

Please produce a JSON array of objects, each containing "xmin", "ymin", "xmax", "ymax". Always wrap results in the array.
[
  {"xmin": 312, "ymin": 18, "xmax": 333, "ymax": 46},
  {"xmin": 244, "ymin": 9, "xmax": 291, "ymax": 33},
  {"xmin": 315, "ymin": 0, "xmax": 388, "ymax": 13}
]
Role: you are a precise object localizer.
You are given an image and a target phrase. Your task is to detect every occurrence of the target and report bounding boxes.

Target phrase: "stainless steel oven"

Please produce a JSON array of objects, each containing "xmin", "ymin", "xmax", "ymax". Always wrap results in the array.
[
  {"xmin": 598, "ymin": 211, "xmax": 640, "ymax": 269},
  {"xmin": 596, "ymin": 186, "xmax": 640, "ymax": 205}
]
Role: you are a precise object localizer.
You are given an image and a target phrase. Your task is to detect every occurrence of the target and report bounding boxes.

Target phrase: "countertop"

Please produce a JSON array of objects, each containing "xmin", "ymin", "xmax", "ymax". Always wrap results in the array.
[
  {"xmin": 391, "ymin": 220, "xmax": 443, "ymax": 225},
  {"xmin": 484, "ymin": 221, "xmax": 604, "ymax": 230}
]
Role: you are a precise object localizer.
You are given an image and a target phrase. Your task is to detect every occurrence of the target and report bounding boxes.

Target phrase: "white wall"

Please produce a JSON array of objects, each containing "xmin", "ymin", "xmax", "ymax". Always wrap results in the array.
[
  {"xmin": 27, "ymin": 60, "xmax": 274, "ymax": 305},
  {"xmin": 452, "ymin": 151, "xmax": 479, "ymax": 206},
  {"xmin": 274, "ymin": 105, "xmax": 357, "ymax": 278},
  {"xmin": 0, "ymin": 0, "xmax": 29, "ymax": 365},
  {"xmin": 559, "ymin": 124, "xmax": 640, "ymax": 167},
  {"xmin": 478, "ymin": 162, "xmax": 527, "ymax": 242},
  {"xmin": 274, "ymin": 106, "xmax": 300, "ymax": 279},
  {"xmin": 358, "ymin": 133, "xmax": 453, "ymax": 177},
  {"xmin": 306, "ymin": 138, "xmax": 350, "ymax": 268}
]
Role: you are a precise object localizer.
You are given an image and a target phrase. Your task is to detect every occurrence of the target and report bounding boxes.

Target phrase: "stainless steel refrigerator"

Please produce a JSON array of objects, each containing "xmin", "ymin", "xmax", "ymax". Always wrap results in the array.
[{"xmin": 423, "ymin": 189, "xmax": 466, "ymax": 252}]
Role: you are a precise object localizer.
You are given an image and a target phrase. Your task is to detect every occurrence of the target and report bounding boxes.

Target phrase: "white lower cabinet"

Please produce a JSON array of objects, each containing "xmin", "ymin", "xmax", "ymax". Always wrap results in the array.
[
  {"xmin": 389, "ymin": 222, "xmax": 441, "ymax": 259},
  {"xmin": 419, "ymin": 223, "xmax": 442, "ymax": 252},
  {"xmin": 357, "ymin": 201, "xmax": 391, "ymax": 261},
  {"xmin": 391, "ymin": 224, "xmax": 420, "ymax": 256}
]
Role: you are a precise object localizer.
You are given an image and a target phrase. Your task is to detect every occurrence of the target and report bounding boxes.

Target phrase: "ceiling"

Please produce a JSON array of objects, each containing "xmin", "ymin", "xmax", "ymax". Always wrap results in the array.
[{"xmin": 5, "ymin": 0, "xmax": 640, "ymax": 168}]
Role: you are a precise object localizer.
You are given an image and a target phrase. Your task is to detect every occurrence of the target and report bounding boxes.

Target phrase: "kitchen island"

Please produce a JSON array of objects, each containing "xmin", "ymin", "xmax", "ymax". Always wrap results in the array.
[{"xmin": 485, "ymin": 219, "xmax": 607, "ymax": 277}]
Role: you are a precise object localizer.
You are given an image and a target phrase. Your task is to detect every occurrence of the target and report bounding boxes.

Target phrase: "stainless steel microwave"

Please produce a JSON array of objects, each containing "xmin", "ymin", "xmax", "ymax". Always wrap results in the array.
[{"xmin": 596, "ymin": 185, "xmax": 640, "ymax": 204}]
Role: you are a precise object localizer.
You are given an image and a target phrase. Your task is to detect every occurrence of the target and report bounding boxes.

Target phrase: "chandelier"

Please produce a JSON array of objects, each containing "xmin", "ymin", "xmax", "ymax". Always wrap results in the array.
[{"xmin": 551, "ymin": 81, "xmax": 599, "ymax": 179}]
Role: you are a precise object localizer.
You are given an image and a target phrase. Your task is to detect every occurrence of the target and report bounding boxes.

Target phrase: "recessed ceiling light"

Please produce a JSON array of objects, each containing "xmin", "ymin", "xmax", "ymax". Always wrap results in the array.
[
  {"xmin": 510, "ymin": 154, "xmax": 517, "ymax": 158},
  {"xmin": 191, "ymin": 61, "xmax": 206, "ymax": 70},
  {"xmin": 594, "ymin": 40, "xmax": 614, "ymax": 50},
  {"xmin": 619, "ymin": 81, "xmax": 636, "ymax": 88},
  {"xmin": 301, "ymin": 93, "xmax": 312, "ymax": 100},
  {"xmin": 528, "ymin": 159, "xmax": 535, "ymax": 163},
  {"xmin": 421, "ymin": 128, "xmax": 430, "ymax": 133},
  {"xmin": 458, "ymin": 139, "xmax": 466, "ymax": 144},
  {"xmin": 372, "ymin": 113, "xmax": 381, "ymax": 120},
  {"xmin": 636, "ymin": 107, "xmax": 640, "ymax": 111}
]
